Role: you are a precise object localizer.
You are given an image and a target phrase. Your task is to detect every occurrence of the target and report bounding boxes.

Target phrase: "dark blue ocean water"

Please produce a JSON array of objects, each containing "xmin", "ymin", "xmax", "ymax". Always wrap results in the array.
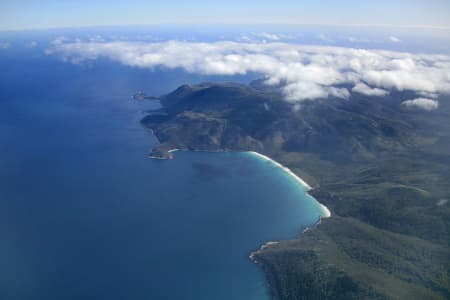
[{"xmin": 0, "ymin": 44, "xmax": 324, "ymax": 299}]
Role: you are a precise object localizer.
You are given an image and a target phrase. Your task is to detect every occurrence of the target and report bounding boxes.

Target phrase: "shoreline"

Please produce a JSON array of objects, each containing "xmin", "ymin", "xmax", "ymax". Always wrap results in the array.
[
  {"xmin": 150, "ymin": 148, "xmax": 331, "ymax": 218},
  {"xmin": 246, "ymin": 151, "xmax": 332, "ymax": 300},
  {"xmin": 247, "ymin": 151, "xmax": 331, "ymax": 219},
  {"xmin": 149, "ymin": 148, "xmax": 332, "ymax": 300},
  {"xmin": 247, "ymin": 151, "xmax": 313, "ymax": 190}
]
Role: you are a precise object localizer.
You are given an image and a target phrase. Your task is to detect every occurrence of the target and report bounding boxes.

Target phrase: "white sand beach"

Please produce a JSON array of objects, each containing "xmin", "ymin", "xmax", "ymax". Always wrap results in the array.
[{"xmin": 248, "ymin": 151, "xmax": 331, "ymax": 218}]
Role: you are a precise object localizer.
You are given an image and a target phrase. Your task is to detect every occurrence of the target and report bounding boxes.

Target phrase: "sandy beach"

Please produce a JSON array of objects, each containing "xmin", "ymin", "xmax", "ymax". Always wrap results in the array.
[{"xmin": 248, "ymin": 151, "xmax": 331, "ymax": 218}]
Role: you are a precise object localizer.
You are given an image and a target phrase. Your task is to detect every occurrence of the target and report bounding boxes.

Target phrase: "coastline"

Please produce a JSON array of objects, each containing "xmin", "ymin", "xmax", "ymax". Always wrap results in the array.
[
  {"xmin": 149, "ymin": 148, "xmax": 331, "ymax": 218},
  {"xmin": 149, "ymin": 148, "xmax": 332, "ymax": 300},
  {"xmin": 138, "ymin": 80, "xmax": 450, "ymax": 299},
  {"xmin": 247, "ymin": 151, "xmax": 331, "ymax": 219},
  {"xmin": 246, "ymin": 151, "xmax": 332, "ymax": 300}
]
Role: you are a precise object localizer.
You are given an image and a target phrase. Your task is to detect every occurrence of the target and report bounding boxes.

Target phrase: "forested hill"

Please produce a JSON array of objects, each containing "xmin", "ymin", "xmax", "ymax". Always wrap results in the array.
[{"xmin": 141, "ymin": 81, "xmax": 450, "ymax": 299}]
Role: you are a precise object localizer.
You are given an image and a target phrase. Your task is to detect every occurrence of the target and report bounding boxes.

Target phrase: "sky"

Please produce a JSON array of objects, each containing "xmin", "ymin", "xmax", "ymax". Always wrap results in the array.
[
  {"xmin": 48, "ymin": 40, "xmax": 450, "ymax": 107},
  {"xmin": 1, "ymin": 0, "xmax": 449, "ymax": 110},
  {"xmin": 1, "ymin": 0, "xmax": 450, "ymax": 31}
]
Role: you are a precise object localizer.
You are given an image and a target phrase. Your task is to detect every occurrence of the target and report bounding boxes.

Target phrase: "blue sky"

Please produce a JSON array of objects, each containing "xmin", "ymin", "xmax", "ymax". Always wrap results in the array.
[{"xmin": 1, "ymin": 0, "xmax": 450, "ymax": 31}]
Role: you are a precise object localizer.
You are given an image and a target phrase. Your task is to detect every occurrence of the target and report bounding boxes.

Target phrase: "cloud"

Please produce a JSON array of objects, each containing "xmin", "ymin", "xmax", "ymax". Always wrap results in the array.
[
  {"xmin": 0, "ymin": 42, "xmax": 10, "ymax": 49},
  {"xmin": 238, "ymin": 35, "xmax": 252, "ymax": 42},
  {"xmin": 47, "ymin": 40, "xmax": 450, "ymax": 102},
  {"xmin": 389, "ymin": 36, "xmax": 401, "ymax": 43},
  {"xmin": 88, "ymin": 35, "xmax": 105, "ymax": 42},
  {"xmin": 352, "ymin": 82, "xmax": 388, "ymax": 96},
  {"xmin": 51, "ymin": 36, "xmax": 69, "ymax": 46},
  {"xmin": 318, "ymin": 33, "xmax": 334, "ymax": 43},
  {"xmin": 238, "ymin": 33, "xmax": 295, "ymax": 43},
  {"xmin": 348, "ymin": 36, "xmax": 371, "ymax": 43},
  {"xmin": 25, "ymin": 41, "xmax": 38, "ymax": 48},
  {"xmin": 255, "ymin": 32, "xmax": 281, "ymax": 41},
  {"xmin": 418, "ymin": 91, "xmax": 439, "ymax": 99},
  {"xmin": 402, "ymin": 98, "xmax": 439, "ymax": 111}
]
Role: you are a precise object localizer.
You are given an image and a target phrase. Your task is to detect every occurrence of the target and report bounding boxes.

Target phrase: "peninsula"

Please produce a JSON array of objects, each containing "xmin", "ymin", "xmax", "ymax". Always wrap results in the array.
[{"xmin": 140, "ymin": 81, "xmax": 450, "ymax": 300}]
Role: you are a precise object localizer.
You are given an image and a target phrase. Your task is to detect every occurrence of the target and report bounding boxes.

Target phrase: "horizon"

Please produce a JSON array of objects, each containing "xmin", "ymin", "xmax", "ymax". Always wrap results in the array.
[
  {"xmin": 2, "ymin": 2, "xmax": 450, "ymax": 300},
  {"xmin": 2, "ymin": 22, "xmax": 450, "ymax": 33},
  {"xmin": 1, "ymin": 1, "xmax": 450, "ymax": 31}
]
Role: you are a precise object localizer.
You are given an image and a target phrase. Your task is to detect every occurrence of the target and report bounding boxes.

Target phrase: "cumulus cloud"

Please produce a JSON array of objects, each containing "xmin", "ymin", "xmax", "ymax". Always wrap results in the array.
[
  {"xmin": 47, "ymin": 40, "xmax": 450, "ymax": 102},
  {"xmin": 352, "ymin": 82, "xmax": 388, "ymax": 96},
  {"xmin": 389, "ymin": 36, "xmax": 401, "ymax": 43},
  {"xmin": 402, "ymin": 98, "xmax": 439, "ymax": 111}
]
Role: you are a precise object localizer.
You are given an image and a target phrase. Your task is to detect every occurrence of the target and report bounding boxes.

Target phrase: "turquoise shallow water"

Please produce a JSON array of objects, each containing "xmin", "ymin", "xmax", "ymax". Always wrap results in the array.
[{"xmin": 0, "ymin": 45, "xmax": 325, "ymax": 300}]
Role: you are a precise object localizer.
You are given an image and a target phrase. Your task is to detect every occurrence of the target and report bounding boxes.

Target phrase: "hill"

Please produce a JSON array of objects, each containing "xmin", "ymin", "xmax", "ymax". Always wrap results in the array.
[{"xmin": 141, "ymin": 81, "xmax": 450, "ymax": 299}]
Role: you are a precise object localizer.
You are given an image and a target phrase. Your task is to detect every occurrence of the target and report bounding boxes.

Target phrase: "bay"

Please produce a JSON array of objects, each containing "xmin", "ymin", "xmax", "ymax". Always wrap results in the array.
[{"xmin": 0, "ymin": 46, "xmax": 324, "ymax": 300}]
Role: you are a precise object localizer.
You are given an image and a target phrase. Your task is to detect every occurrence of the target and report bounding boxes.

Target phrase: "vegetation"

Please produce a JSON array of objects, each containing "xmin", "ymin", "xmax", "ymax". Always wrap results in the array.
[{"xmin": 141, "ymin": 82, "xmax": 450, "ymax": 299}]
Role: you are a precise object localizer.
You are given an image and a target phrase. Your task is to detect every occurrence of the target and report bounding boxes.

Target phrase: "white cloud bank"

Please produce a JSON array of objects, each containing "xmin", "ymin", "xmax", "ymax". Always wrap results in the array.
[
  {"xmin": 47, "ymin": 40, "xmax": 450, "ymax": 102},
  {"xmin": 402, "ymin": 98, "xmax": 439, "ymax": 111}
]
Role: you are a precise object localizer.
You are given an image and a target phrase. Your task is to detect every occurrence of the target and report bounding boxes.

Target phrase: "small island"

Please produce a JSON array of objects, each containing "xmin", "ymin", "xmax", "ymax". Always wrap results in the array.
[{"xmin": 133, "ymin": 91, "xmax": 160, "ymax": 101}]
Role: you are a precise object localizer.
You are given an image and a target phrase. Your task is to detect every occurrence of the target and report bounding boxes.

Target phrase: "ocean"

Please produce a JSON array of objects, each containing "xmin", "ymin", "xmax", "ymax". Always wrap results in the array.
[{"xmin": 0, "ymin": 38, "xmax": 326, "ymax": 299}]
